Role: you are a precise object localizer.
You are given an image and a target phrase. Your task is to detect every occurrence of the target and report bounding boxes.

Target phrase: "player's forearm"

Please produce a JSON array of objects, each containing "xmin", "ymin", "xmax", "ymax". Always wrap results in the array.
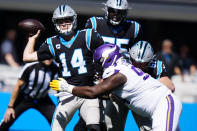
[
  {"xmin": 158, "ymin": 76, "xmax": 175, "ymax": 92},
  {"xmin": 72, "ymin": 86, "xmax": 99, "ymax": 99},
  {"xmin": 8, "ymin": 81, "xmax": 23, "ymax": 106},
  {"xmin": 23, "ymin": 37, "xmax": 38, "ymax": 62},
  {"xmin": 72, "ymin": 73, "xmax": 126, "ymax": 98}
]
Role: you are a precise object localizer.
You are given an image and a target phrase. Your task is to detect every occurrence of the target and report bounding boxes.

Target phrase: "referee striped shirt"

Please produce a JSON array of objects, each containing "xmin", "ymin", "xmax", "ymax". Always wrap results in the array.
[{"xmin": 18, "ymin": 62, "xmax": 58, "ymax": 99}]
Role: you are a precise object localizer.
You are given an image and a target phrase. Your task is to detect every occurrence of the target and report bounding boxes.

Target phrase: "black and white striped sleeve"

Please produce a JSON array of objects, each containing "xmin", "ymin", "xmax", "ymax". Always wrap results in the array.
[{"xmin": 18, "ymin": 62, "xmax": 36, "ymax": 82}]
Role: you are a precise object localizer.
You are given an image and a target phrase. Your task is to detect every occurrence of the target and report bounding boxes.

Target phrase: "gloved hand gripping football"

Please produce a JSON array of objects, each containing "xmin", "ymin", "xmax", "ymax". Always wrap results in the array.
[{"xmin": 49, "ymin": 78, "xmax": 75, "ymax": 93}]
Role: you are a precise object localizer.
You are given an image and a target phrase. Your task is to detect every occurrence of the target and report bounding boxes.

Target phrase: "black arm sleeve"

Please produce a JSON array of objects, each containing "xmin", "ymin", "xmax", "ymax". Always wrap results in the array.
[
  {"xmin": 90, "ymin": 30, "xmax": 104, "ymax": 51},
  {"xmin": 37, "ymin": 43, "xmax": 53, "ymax": 61}
]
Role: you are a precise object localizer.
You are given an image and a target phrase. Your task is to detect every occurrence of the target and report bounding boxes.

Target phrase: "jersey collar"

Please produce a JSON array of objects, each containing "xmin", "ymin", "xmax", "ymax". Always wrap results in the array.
[{"xmin": 59, "ymin": 30, "xmax": 80, "ymax": 48}]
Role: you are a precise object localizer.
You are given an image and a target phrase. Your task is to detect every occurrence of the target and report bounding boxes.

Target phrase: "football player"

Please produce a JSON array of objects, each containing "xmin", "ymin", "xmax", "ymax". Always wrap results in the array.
[
  {"xmin": 83, "ymin": 0, "xmax": 141, "ymax": 130},
  {"xmin": 85, "ymin": 0, "xmax": 141, "ymax": 52},
  {"xmin": 129, "ymin": 41, "xmax": 175, "ymax": 92},
  {"xmin": 50, "ymin": 44, "xmax": 182, "ymax": 131},
  {"xmin": 128, "ymin": 40, "xmax": 175, "ymax": 131},
  {"xmin": 23, "ymin": 5, "xmax": 104, "ymax": 131}
]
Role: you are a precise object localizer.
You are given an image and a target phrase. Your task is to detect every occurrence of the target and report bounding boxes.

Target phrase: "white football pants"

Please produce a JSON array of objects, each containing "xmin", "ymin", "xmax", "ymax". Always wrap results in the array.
[
  {"xmin": 51, "ymin": 95, "xmax": 100, "ymax": 131},
  {"xmin": 151, "ymin": 93, "xmax": 182, "ymax": 131}
]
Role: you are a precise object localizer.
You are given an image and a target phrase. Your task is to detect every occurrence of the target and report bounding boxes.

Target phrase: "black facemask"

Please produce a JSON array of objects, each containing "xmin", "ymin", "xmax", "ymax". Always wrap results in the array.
[{"xmin": 107, "ymin": 7, "xmax": 127, "ymax": 25}]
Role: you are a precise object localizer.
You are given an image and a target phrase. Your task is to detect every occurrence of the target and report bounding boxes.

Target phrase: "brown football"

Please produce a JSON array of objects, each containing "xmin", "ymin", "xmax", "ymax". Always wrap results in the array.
[{"xmin": 18, "ymin": 19, "xmax": 45, "ymax": 35}]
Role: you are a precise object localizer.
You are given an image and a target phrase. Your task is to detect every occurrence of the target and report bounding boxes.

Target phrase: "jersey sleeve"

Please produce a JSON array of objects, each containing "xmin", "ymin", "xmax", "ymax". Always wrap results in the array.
[
  {"xmin": 85, "ymin": 29, "xmax": 104, "ymax": 51},
  {"xmin": 133, "ymin": 22, "xmax": 142, "ymax": 44},
  {"xmin": 134, "ymin": 22, "xmax": 141, "ymax": 39},
  {"xmin": 18, "ymin": 63, "xmax": 33, "ymax": 82},
  {"xmin": 160, "ymin": 62, "xmax": 167, "ymax": 77},
  {"xmin": 102, "ymin": 66, "xmax": 120, "ymax": 79},
  {"xmin": 37, "ymin": 41, "xmax": 53, "ymax": 61},
  {"xmin": 155, "ymin": 60, "xmax": 167, "ymax": 79}
]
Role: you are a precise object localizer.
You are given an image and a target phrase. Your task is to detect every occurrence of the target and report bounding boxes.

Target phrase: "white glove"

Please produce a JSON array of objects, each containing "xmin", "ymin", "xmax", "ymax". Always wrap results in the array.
[{"xmin": 50, "ymin": 78, "xmax": 75, "ymax": 93}]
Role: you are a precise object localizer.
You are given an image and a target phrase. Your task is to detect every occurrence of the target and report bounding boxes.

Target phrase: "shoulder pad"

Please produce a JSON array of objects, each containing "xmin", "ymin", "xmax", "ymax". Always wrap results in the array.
[
  {"xmin": 89, "ymin": 17, "xmax": 98, "ymax": 30},
  {"xmin": 134, "ymin": 21, "xmax": 140, "ymax": 38},
  {"xmin": 126, "ymin": 19, "xmax": 134, "ymax": 23},
  {"xmin": 80, "ymin": 29, "xmax": 89, "ymax": 32},
  {"xmin": 46, "ymin": 35, "xmax": 58, "ymax": 40},
  {"xmin": 95, "ymin": 17, "xmax": 104, "ymax": 20},
  {"xmin": 18, "ymin": 62, "xmax": 38, "ymax": 78},
  {"xmin": 103, "ymin": 66, "xmax": 120, "ymax": 79},
  {"xmin": 156, "ymin": 60, "xmax": 163, "ymax": 79},
  {"xmin": 85, "ymin": 29, "xmax": 93, "ymax": 50}
]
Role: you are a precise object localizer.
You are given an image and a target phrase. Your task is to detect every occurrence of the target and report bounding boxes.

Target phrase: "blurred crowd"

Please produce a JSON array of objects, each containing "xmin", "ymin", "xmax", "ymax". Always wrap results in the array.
[
  {"xmin": 0, "ymin": 28, "xmax": 197, "ymax": 102},
  {"xmin": 159, "ymin": 39, "xmax": 197, "ymax": 81}
]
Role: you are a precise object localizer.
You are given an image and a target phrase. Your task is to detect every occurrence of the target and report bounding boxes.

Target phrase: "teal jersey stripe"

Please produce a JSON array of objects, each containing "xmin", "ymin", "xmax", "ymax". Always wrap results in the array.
[
  {"xmin": 156, "ymin": 60, "xmax": 162, "ymax": 79},
  {"xmin": 47, "ymin": 38, "xmax": 55, "ymax": 57},
  {"xmin": 86, "ymin": 29, "xmax": 92, "ymax": 50},
  {"xmin": 90, "ymin": 17, "xmax": 97, "ymax": 30},
  {"xmin": 134, "ymin": 22, "xmax": 139, "ymax": 38}
]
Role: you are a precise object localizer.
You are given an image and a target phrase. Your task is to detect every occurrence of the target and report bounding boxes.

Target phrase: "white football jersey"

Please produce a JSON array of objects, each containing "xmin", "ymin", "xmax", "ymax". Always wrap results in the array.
[{"xmin": 103, "ymin": 58, "xmax": 171, "ymax": 117}]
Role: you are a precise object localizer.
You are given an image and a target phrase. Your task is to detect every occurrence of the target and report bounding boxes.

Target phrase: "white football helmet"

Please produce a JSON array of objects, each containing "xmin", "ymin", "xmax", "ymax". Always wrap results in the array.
[
  {"xmin": 105, "ymin": 0, "xmax": 128, "ymax": 26},
  {"xmin": 52, "ymin": 5, "xmax": 77, "ymax": 36},
  {"xmin": 129, "ymin": 41, "xmax": 154, "ymax": 63}
]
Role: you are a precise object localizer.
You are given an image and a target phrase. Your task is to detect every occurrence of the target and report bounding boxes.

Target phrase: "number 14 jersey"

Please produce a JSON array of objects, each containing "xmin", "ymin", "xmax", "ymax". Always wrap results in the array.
[{"xmin": 37, "ymin": 29, "xmax": 104, "ymax": 86}]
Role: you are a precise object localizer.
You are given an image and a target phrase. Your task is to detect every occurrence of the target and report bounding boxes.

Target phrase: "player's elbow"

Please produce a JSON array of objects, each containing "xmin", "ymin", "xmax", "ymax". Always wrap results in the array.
[
  {"xmin": 88, "ymin": 94, "xmax": 97, "ymax": 99},
  {"xmin": 169, "ymin": 84, "xmax": 175, "ymax": 93},
  {"xmin": 86, "ymin": 89, "xmax": 100, "ymax": 99},
  {"xmin": 23, "ymin": 53, "xmax": 37, "ymax": 62},
  {"xmin": 23, "ymin": 56, "xmax": 28, "ymax": 62},
  {"xmin": 23, "ymin": 56, "xmax": 31, "ymax": 62},
  {"xmin": 86, "ymin": 91, "xmax": 98, "ymax": 99}
]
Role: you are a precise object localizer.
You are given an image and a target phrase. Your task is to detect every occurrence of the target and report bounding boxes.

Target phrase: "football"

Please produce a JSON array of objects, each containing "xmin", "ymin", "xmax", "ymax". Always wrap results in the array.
[{"xmin": 18, "ymin": 19, "xmax": 45, "ymax": 36}]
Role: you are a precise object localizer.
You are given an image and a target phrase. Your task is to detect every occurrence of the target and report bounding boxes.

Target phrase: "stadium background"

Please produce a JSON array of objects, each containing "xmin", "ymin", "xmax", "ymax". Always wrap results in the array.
[{"xmin": 0, "ymin": 0, "xmax": 197, "ymax": 130}]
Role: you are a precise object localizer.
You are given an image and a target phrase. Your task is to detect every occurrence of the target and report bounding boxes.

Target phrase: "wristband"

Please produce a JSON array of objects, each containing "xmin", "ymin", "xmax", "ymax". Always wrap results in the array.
[
  {"xmin": 67, "ymin": 85, "xmax": 75, "ymax": 93},
  {"xmin": 8, "ymin": 105, "xmax": 13, "ymax": 108}
]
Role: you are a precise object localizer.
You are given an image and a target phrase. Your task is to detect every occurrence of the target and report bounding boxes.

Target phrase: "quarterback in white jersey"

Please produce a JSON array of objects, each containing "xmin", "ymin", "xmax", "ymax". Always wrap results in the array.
[{"xmin": 50, "ymin": 44, "xmax": 182, "ymax": 131}]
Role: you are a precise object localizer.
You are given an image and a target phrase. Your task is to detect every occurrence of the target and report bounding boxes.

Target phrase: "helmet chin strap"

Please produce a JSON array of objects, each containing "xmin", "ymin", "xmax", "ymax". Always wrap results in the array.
[{"xmin": 56, "ymin": 24, "xmax": 73, "ymax": 36}]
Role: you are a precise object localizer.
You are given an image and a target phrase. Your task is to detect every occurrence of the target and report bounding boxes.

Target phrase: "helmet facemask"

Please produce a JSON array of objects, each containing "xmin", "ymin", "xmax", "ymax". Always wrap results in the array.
[
  {"xmin": 129, "ymin": 41, "xmax": 155, "ymax": 71},
  {"xmin": 131, "ymin": 58, "xmax": 149, "ymax": 71},
  {"xmin": 53, "ymin": 16, "xmax": 77, "ymax": 36},
  {"xmin": 106, "ymin": 7, "xmax": 127, "ymax": 26}
]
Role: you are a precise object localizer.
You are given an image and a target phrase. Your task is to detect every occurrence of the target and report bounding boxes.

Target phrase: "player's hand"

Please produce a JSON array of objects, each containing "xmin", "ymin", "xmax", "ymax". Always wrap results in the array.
[
  {"xmin": 3, "ymin": 108, "xmax": 15, "ymax": 123},
  {"xmin": 29, "ymin": 30, "xmax": 40, "ymax": 40},
  {"xmin": 50, "ymin": 78, "xmax": 75, "ymax": 93}
]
